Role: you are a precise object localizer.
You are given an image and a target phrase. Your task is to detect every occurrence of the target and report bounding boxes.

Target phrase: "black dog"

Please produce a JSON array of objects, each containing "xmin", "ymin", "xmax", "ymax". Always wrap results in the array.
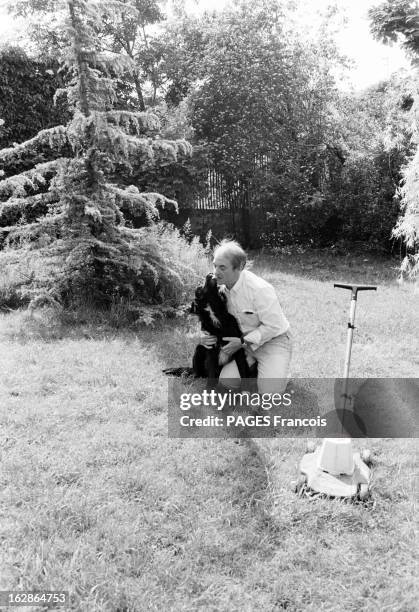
[
  {"xmin": 163, "ymin": 273, "xmax": 251, "ymax": 383},
  {"xmin": 191, "ymin": 273, "xmax": 251, "ymax": 382}
]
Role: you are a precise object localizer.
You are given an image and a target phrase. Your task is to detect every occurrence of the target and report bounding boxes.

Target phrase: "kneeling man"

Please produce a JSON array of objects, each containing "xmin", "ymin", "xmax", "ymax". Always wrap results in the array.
[{"xmin": 200, "ymin": 240, "xmax": 292, "ymax": 394}]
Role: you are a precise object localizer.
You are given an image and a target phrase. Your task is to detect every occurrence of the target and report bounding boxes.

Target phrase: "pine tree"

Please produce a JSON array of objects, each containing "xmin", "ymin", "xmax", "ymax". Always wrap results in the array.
[{"xmin": 0, "ymin": 0, "xmax": 197, "ymax": 313}]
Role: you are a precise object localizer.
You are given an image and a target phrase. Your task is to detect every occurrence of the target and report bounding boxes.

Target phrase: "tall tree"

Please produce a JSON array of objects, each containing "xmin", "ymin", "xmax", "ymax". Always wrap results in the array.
[
  {"xmin": 159, "ymin": 0, "xmax": 348, "ymax": 244},
  {"xmin": 100, "ymin": 0, "xmax": 164, "ymax": 109},
  {"xmin": 9, "ymin": 0, "xmax": 165, "ymax": 110},
  {"xmin": 0, "ymin": 0, "xmax": 194, "ymax": 312}
]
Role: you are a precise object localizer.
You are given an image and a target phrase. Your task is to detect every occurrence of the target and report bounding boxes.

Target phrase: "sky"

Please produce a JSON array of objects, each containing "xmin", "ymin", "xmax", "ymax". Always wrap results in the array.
[
  {"xmin": 0, "ymin": 0, "xmax": 412, "ymax": 91},
  {"xmin": 299, "ymin": 0, "xmax": 412, "ymax": 89}
]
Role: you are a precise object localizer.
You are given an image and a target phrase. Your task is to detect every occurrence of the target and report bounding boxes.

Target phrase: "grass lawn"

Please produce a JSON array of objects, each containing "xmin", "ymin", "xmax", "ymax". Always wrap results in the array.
[{"xmin": 0, "ymin": 250, "xmax": 417, "ymax": 611}]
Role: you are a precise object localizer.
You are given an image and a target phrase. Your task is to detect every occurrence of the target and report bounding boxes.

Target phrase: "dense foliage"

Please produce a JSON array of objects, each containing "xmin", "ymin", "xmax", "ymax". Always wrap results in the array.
[
  {"xmin": 154, "ymin": 1, "xmax": 415, "ymax": 253},
  {"xmin": 369, "ymin": 0, "xmax": 419, "ymax": 60},
  {"xmin": 0, "ymin": 46, "xmax": 70, "ymax": 149},
  {"xmin": 369, "ymin": 0, "xmax": 419, "ymax": 276},
  {"xmin": 157, "ymin": 3, "xmax": 345, "ymax": 244},
  {"xmin": 0, "ymin": 0, "xmax": 209, "ymax": 318},
  {"xmin": 2, "ymin": 0, "xmax": 418, "ymax": 264},
  {"xmin": 320, "ymin": 75, "xmax": 415, "ymax": 252}
]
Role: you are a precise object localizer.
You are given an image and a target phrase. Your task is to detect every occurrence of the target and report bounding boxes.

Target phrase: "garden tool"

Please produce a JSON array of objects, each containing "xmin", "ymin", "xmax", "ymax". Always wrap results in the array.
[{"xmin": 295, "ymin": 283, "xmax": 377, "ymax": 500}]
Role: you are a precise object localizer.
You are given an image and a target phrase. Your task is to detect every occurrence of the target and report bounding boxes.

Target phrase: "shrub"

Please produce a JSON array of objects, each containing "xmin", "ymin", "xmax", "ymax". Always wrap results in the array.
[{"xmin": 0, "ymin": 221, "xmax": 211, "ymax": 324}]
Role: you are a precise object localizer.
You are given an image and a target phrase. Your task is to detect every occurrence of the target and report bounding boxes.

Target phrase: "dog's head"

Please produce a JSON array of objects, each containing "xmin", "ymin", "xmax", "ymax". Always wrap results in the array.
[{"xmin": 190, "ymin": 273, "xmax": 227, "ymax": 320}]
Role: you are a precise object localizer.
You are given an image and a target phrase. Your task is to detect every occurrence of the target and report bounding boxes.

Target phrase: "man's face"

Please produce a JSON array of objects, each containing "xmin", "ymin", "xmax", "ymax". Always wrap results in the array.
[{"xmin": 213, "ymin": 253, "xmax": 241, "ymax": 289}]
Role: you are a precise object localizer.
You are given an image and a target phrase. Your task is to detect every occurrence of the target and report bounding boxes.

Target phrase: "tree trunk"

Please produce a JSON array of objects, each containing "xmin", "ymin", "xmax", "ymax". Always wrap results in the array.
[
  {"xmin": 68, "ymin": 0, "xmax": 90, "ymax": 118},
  {"xmin": 133, "ymin": 71, "xmax": 146, "ymax": 111}
]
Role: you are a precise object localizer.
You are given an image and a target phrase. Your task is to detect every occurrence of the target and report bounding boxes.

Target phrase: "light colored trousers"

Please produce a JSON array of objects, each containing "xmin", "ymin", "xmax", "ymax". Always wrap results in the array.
[{"xmin": 219, "ymin": 331, "xmax": 292, "ymax": 393}]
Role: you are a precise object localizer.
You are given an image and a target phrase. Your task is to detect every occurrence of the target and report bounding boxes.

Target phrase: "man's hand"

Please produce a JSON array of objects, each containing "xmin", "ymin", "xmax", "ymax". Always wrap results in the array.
[
  {"xmin": 221, "ymin": 336, "xmax": 243, "ymax": 356},
  {"xmin": 200, "ymin": 332, "xmax": 217, "ymax": 349}
]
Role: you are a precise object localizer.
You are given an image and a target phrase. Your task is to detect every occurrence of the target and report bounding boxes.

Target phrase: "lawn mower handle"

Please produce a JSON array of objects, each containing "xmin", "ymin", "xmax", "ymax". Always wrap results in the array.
[
  {"xmin": 334, "ymin": 282, "xmax": 377, "ymax": 430},
  {"xmin": 334, "ymin": 284, "xmax": 377, "ymax": 295}
]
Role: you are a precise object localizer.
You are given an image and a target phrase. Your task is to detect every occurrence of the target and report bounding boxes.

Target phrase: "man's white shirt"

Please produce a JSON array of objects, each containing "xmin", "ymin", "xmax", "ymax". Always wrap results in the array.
[{"xmin": 223, "ymin": 269, "xmax": 290, "ymax": 352}]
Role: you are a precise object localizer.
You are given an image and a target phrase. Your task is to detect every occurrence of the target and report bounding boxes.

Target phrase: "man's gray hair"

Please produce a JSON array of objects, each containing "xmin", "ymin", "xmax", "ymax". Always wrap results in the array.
[{"xmin": 213, "ymin": 240, "xmax": 247, "ymax": 269}]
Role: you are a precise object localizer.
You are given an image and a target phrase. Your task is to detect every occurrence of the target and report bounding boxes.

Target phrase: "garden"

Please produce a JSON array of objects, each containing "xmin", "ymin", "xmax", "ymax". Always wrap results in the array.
[{"xmin": 0, "ymin": 0, "xmax": 418, "ymax": 610}]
